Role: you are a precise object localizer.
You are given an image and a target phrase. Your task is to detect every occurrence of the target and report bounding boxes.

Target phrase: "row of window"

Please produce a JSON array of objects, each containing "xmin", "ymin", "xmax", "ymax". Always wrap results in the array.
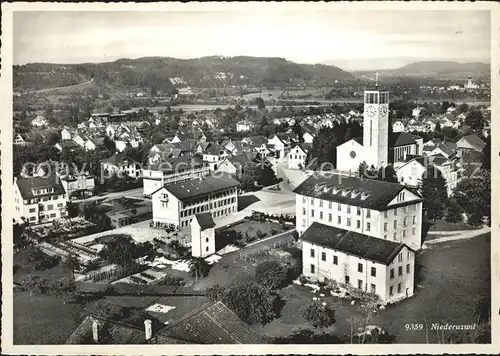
[
  {"xmin": 179, "ymin": 207, "xmax": 236, "ymax": 228},
  {"xmin": 312, "ymin": 250, "xmax": 379, "ymax": 276},
  {"xmin": 383, "ymin": 216, "xmax": 417, "ymax": 230},
  {"xmin": 309, "ymin": 265, "xmax": 378, "ymax": 293},
  {"xmin": 303, "ymin": 198, "xmax": 374, "ymax": 217},
  {"xmin": 181, "ymin": 188, "xmax": 237, "ymax": 208},
  {"xmin": 179, "ymin": 197, "xmax": 236, "ymax": 217},
  {"xmin": 389, "ymin": 264, "xmax": 411, "ymax": 279}
]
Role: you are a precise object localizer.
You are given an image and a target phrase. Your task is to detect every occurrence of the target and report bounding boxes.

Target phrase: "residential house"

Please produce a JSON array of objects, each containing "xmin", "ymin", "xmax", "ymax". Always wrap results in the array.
[
  {"xmin": 287, "ymin": 144, "xmax": 308, "ymax": 170},
  {"xmin": 456, "ymin": 134, "xmax": 486, "ymax": 153},
  {"xmin": 202, "ymin": 145, "xmax": 230, "ymax": 171},
  {"xmin": 54, "ymin": 140, "xmax": 80, "ymax": 152},
  {"xmin": 389, "ymin": 132, "xmax": 423, "ymax": 164},
  {"xmin": 13, "ymin": 176, "xmax": 67, "ymax": 224},
  {"xmin": 302, "ymin": 131, "xmax": 316, "ymax": 145},
  {"xmin": 60, "ymin": 173, "xmax": 95, "ymax": 200},
  {"xmin": 151, "ymin": 174, "xmax": 239, "ymax": 229},
  {"xmin": 392, "ymin": 121, "xmax": 405, "ymax": 133},
  {"xmin": 31, "ymin": 115, "xmax": 48, "ymax": 127},
  {"xmin": 72, "ymin": 134, "xmax": 86, "ymax": 148},
  {"xmin": 216, "ymin": 152, "xmax": 259, "ymax": 176},
  {"xmin": 101, "ymin": 154, "xmax": 141, "ymax": 179},
  {"xmin": 61, "ymin": 128, "xmax": 73, "ymax": 141},
  {"xmin": 236, "ymin": 120, "xmax": 254, "ymax": 132},
  {"xmin": 84, "ymin": 137, "xmax": 105, "ymax": 152}
]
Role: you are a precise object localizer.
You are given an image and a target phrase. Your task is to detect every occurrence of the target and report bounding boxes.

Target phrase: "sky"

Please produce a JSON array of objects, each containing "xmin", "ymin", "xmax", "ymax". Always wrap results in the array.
[{"xmin": 13, "ymin": 9, "xmax": 490, "ymax": 71}]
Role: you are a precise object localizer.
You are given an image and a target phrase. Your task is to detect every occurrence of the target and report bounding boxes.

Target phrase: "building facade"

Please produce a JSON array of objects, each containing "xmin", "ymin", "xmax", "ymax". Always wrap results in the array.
[{"xmin": 152, "ymin": 175, "xmax": 239, "ymax": 229}]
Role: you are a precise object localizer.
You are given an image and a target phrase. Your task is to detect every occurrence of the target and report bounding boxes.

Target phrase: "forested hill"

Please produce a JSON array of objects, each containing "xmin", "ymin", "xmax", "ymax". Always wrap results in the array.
[{"xmin": 13, "ymin": 56, "xmax": 354, "ymax": 92}]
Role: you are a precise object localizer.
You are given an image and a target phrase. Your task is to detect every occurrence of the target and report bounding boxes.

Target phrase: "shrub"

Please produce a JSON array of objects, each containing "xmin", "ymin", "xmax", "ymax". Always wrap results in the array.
[
  {"xmin": 255, "ymin": 260, "xmax": 288, "ymax": 290},
  {"xmin": 302, "ymin": 301, "xmax": 336, "ymax": 328},
  {"xmin": 156, "ymin": 273, "xmax": 184, "ymax": 286},
  {"xmin": 299, "ymin": 275, "xmax": 309, "ymax": 285}
]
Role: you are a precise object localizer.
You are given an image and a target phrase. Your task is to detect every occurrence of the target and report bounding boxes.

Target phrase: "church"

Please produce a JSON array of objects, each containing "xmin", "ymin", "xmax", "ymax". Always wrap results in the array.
[{"xmin": 336, "ymin": 79, "xmax": 422, "ymax": 173}]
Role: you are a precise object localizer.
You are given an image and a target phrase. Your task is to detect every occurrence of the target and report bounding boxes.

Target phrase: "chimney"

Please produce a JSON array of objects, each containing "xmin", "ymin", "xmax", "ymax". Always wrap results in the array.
[
  {"xmin": 144, "ymin": 319, "xmax": 152, "ymax": 341},
  {"xmin": 92, "ymin": 317, "xmax": 100, "ymax": 343}
]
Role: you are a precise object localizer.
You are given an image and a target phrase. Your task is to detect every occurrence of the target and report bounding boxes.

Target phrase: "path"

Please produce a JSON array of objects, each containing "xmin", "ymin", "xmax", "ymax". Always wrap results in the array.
[
  {"xmin": 27, "ymin": 79, "xmax": 93, "ymax": 94},
  {"xmin": 423, "ymin": 225, "xmax": 490, "ymax": 246}
]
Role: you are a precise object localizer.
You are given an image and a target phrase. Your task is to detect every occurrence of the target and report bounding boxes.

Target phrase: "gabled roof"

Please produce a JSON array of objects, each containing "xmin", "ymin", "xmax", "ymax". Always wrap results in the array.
[
  {"xmin": 293, "ymin": 173, "xmax": 413, "ymax": 210},
  {"xmin": 15, "ymin": 176, "xmax": 66, "ymax": 200},
  {"xmin": 148, "ymin": 156, "xmax": 204, "ymax": 172},
  {"xmin": 204, "ymin": 144, "xmax": 227, "ymax": 156},
  {"xmin": 101, "ymin": 153, "xmax": 137, "ymax": 166},
  {"xmin": 226, "ymin": 152, "xmax": 259, "ymax": 168},
  {"xmin": 459, "ymin": 134, "xmax": 486, "ymax": 150},
  {"xmin": 244, "ymin": 135, "xmax": 268, "ymax": 147},
  {"xmin": 90, "ymin": 137, "xmax": 105, "ymax": 146},
  {"xmin": 157, "ymin": 301, "xmax": 264, "ymax": 344},
  {"xmin": 194, "ymin": 213, "xmax": 216, "ymax": 230},
  {"xmin": 300, "ymin": 223, "xmax": 408, "ymax": 265},
  {"xmin": 389, "ymin": 132, "xmax": 421, "ymax": 147},
  {"xmin": 163, "ymin": 174, "xmax": 240, "ymax": 201}
]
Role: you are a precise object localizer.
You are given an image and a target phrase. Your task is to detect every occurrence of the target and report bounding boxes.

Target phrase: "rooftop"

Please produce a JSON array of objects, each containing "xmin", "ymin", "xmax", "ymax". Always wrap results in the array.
[
  {"xmin": 293, "ymin": 172, "xmax": 412, "ymax": 210},
  {"xmin": 389, "ymin": 132, "xmax": 422, "ymax": 148},
  {"xmin": 301, "ymin": 222, "xmax": 408, "ymax": 265},
  {"xmin": 15, "ymin": 176, "xmax": 66, "ymax": 200},
  {"xmin": 163, "ymin": 174, "xmax": 240, "ymax": 201},
  {"xmin": 194, "ymin": 213, "xmax": 216, "ymax": 230}
]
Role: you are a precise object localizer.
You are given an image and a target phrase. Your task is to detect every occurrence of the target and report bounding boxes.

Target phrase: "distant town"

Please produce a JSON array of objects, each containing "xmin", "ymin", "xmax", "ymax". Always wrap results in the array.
[{"xmin": 12, "ymin": 55, "xmax": 491, "ymax": 345}]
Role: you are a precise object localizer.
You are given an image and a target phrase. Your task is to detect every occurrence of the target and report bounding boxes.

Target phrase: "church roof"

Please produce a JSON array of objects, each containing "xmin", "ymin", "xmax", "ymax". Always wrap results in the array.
[
  {"xmin": 300, "ymin": 222, "xmax": 409, "ymax": 265},
  {"xmin": 293, "ymin": 172, "xmax": 419, "ymax": 210},
  {"xmin": 389, "ymin": 132, "xmax": 421, "ymax": 148},
  {"xmin": 194, "ymin": 213, "xmax": 216, "ymax": 230}
]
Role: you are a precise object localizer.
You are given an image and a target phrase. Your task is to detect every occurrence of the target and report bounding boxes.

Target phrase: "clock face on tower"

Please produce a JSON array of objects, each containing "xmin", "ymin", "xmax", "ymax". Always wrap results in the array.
[
  {"xmin": 366, "ymin": 105, "xmax": 377, "ymax": 117},
  {"xmin": 350, "ymin": 150, "xmax": 357, "ymax": 158},
  {"xmin": 380, "ymin": 106, "xmax": 388, "ymax": 117}
]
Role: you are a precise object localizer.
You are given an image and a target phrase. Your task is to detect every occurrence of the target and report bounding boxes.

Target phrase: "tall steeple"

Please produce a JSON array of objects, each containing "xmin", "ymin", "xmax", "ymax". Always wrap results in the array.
[{"xmin": 362, "ymin": 73, "xmax": 389, "ymax": 168}]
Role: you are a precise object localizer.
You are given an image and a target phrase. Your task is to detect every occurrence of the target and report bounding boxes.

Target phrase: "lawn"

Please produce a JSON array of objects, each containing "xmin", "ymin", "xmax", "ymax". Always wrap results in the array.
[
  {"xmin": 253, "ymin": 233, "xmax": 491, "ymax": 343},
  {"xmin": 216, "ymin": 219, "xmax": 289, "ymax": 250},
  {"xmin": 427, "ymin": 219, "xmax": 477, "ymax": 232}
]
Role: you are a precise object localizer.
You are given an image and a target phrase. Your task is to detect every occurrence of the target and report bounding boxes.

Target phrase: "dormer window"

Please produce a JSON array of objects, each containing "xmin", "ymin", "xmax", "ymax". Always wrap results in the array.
[
  {"xmin": 341, "ymin": 189, "xmax": 349, "ymax": 197},
  {"xmin": 350, "ymin": 190, "xmax": 359, "ymax": 199},
  {"xmin": 360, "ymin": 193, "xmax": 370, "ymax": 200},
  {"xmin": 331, "ymin": 187, "xmax": 340, "ymax": 195}
]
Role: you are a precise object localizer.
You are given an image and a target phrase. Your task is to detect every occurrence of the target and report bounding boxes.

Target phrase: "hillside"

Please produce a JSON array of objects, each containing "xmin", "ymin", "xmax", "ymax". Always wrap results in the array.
[
  {"xmin": 354, "ymin": 61, "xmax": 490, "ymax": 80},
  {"xmin": 13, "ymin": 56, "xmax": 354, "ymax": 92}
]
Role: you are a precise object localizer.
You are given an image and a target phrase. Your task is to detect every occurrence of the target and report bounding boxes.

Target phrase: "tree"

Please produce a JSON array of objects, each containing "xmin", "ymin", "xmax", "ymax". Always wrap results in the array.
[
  {"xmin": 103, "ymin": 136, "xmax": 116, "ymax": 151},
  {"xmin": 190, "ymin": 257, "xmax": 210, "ymax": 281},
  {"xmin": 255, "ymin": 260, "xmax": 288, "ymax": 290},
  {"xmin": 65, "ymin": 254, "xmax": 81, "ymax": 278},
  {"xmin": 256, "ymin": 97, "xmax": 266, "ymax": 110},
  {"xmin": 19, "ymin": 275, "xmax": 48, "ymax": 297},
  {"xmin": 302, "ymin": 301, "xmax": 336, "ymax": 329},
  {"xmin": 453, "ymin": 170, "xmax": 490, "ymax": 226},
  {"xmin": 435, "ymin": 122, "xmax": 441, "ymax": 133},
  {"xmin": 377, "ymin": 165, "xmax": 398, "ymax": 183},
  {"xmin": 207, "ymin": 282, "xmax": 278, "ymax": 325},
  {"xmin": 291, "ymin": 122, "xmax": 303, "ymax": 143},
  {"xmin": 420, "ymin": 166, "xmax": 448, "ymax": 220},
  {"xmin": 445, "ymin": 199, "xmax": 464, "ymax": 224},
  {"xmin": 49, "ymin": 277, "xmax": 79, "ymax": 304},
  {"xmin": 257, "ymin": 164, "xmax": 279, "ymax": 187},
  {"xmin": 239, "ymin": 163, "xmax": 260, "ymax": 191},
  {"xmin": 98, "ymin": 235, "xmax": 154, "ymax": 266},
  {"xmin": 464, "ymin": 110, "xmax": 485, "ymax": 131}
]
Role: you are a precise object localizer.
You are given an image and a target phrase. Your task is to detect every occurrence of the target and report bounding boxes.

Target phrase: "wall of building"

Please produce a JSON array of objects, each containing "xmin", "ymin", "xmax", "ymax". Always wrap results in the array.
[
  {"xmin": 336, "ymin": 140, "xmax": 366, "ymax": 173},
  {"xmin": 152, "ymin": 188, "xmax": 181, "ymax": 226},
  {"xmin": 287, "ymin": 147, "xmax": 307, "ymax": 170},
  {"xmin": 14, "ymin": 184, "xmax": 67, "ymax": 224},
  {"xmin": 191, "ymin": 224, "xmax": 215, "ymax": 258},
  {"xmin": 384, "ymin": 246, "xmax": 415, "ymax": 302}
]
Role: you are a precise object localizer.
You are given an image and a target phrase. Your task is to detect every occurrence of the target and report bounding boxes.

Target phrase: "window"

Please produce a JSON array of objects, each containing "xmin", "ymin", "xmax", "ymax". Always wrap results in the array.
[
  {"xmin": 390, "ymin": 269, "xmax": 395, "ymax": 279},
  {"xmin": 47, "ymin": 204, "xmax": 54, "ymax": 210},
  {"xmin": 358, "ymin": 263, "xmax": 363, "ymax": 273},
  {"xmin": 328, "ymin": 202, "xmax": 332, "ymax": 209},
  {"xmin": 403, "ymin": 206, "xmax": 407, "ymax": 213},
  {"xmin": 328, "ymin": 214, "xmax": 332, "ymax": 222},
  {"xmin": 29, "ymin": 208, "xmax": 36, "ymax": 213},
  {"xmin": 338, "ymin": 203, "xmax": 341, "ymax": 211},
  {"xmin": 320, "ymin": 212, "xmax": 323, "ymax": 220},
  {"xmin": 398, "ymin": 283, "xmax": 402, "ymax": 293},
  {"xmin": 337, "ymin": 216, "xmax": 341, "ymax": 224},
  {"xmin": 403, "ymin": 230, "xmax": 407, "ymax": 238},
  {"xmin": 311, "ymin": 210, "xmax": 314, "ymax": 218},
  {"xmin": 347, "ymin": 218, "xmax": 351, "ymax": 227},
  {"xmin": 394, "ymin": 209, "xmax": 398, "ymax": 216},
  {"xmin": 345, "ymin": 276, "xmax": 350, "ymax": 284},
  {"xmin": 333, "ymin": 255, "xmax": 338, "ymax": 265},
  {"xmin": 390, "ymin": 286, "xmax": 394, "ymax": 296},
  {"xmin": 398, "ymin": 266, "xmax": 403, "ymax": 276},
  {"xmin": 412, "ymin": 227, "xmax": 416, "ymax": 236},
  {"xmin": 366, "ymin": 222, "xmax": 371, "ymax": 231},
  {"xmin": 302, "ymin": 219, "xmax": 306, "ymax": 227},
  {"xmin": 384, "ymin": 234, "xmax": 388, "ymax": 240},
  {"xmin": 358, "ymin": 280, "xmax": 363, "ymax": 289},
  {"xmin": 206, "ymin": 237, "xmax": 209, "ymax": 243},
  {"xmin": 371, "ymin": 284, "xmax": 376, "ymax": 294},
  {"xmin": 321, "ymin": 252, "xmax": 326, "ymax": 261},
  {"xmin": 406, "ymin": 264, "xmax": 411, "ymax": 274},
  {"xmin": 393, "ymin": 220, "xmax": 397, "ymax": 229},
  {"xmin": 30, "ymin": 216, "xmax": 37, "ymax": 221},
  {"xmin": 393, "ymin": 232, "xmax": 397, "ymax": 240},
  {"xmin": 412, "ymin": 216, "xmax": 416, "ymax": 224},
  {"xmin": 302, "ymin": 196, "xmax": 306, "ymax": 204},
  {"xmin": 347, "ymin": 206, "xmax": 351, "ymax": 214},
  {"xmin": 311, "ymin": 264, "xmax": 315, "ymax": 274},
  {"xmin": 384, "ymin": 223, "xmax": 388, "ymax": 232},
  {"xmin": 319, "ymin": 200, "xmax": 323, "ymax": 208},
  {"xmin": 398, "ymin": 253, "xmax": 403, "ymax": 262},
  {"xmin": 356, "ymin": 220, "xmax": 361, "ymax": 229},
  {"xmin": 413, "ymin": 204, "xmax": 417, "ymax": 212},
  {"xmin": 303, "ymin": 208, "xmax": 306, "ymax": 215},
  {"xmin": 50, "ymin": 213, "xmax": 56, "ymax": 218},
  {"xmin": 384, "ymin": 211, "xmax": 388, "ymax": 218},
  {"xmin": 371, "ymin": 267, "xmax": 376, "ymax": 277},
  {"xmin": 310, "ymin": 198, "xmax": 314, "ymax": 206},
  {"xmin": 310, "ymin": 249, "xmax": 315, "ymax": 258},
  {"xmin": 403, "ymin": 218, "xmax": 407, "ymax": 227},
  {"xmin": 357, "ymin": 207, "xmax": 361, "ymax": 216},
  {"xmin": 366, "ymin": 209, "xmax": 371, "ymax": 218},
  {"xmin": 57, "ymin": 203, "xmax": 63, "ymax": 208},
  {"xmin": 206, "ymin": 246, "xmax": 209, "ymax": 252}
]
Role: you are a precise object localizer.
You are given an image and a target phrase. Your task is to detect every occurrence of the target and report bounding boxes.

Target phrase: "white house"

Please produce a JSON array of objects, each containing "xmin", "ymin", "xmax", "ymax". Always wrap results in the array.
[
  {"xmin": 267, "ymin": 134, "xmax": 287, "ymax": 159},
  {"xmin": 61, "ymin": 128, "xmax": 73, "ymax": 141},
  {"xmin": 287, "ymin": 144, "xmax": 308, "ymax": 170},
  {"xmin": 202, "ymin": 145, "xmax": 230, "ymax": 171},
  {"xmin": 115, "ymin": 140, "xmax": 128, "ymax": 152},
  {"xmin": 191, "ymin": 213, "xmax": 216, "ymax": 258},
  {"xmin": 72, "ymin": 134, "xmax": 86, "ymax": 148},
  {"xmin": 301, "ymin": 223, "xmax": 415, "ymax": 303},
  {"xmin": 151, "ymin": 174, "xmax": 240, "ymax": 229},
  {"xmin": 236, "ymin": 120, "xmax": 254, "ymax": 132},
  {"xmin": 31, "ymin": 115, "xmax": 48, "ymax": 127},
  {"xmin": 60, "ymin": 173, "xmax": 95, "ymax": 200},
  {"xmin": 392, "ymin": 121, "xmax": 405, "ymax": 133},
  {"xmin": 13, "ymin": 176, "xmax": 68, "ymax": 224},
  {"xmin": 302, "ymin": 132, "xmax": 315, "ymax": 145},
  {"xmin": 101, "ymin": 154, "xmax": 141, "ymax": 179}
]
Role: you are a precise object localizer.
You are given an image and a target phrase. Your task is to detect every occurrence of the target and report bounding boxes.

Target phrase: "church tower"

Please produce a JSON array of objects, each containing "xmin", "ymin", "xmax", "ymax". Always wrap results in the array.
[{"xmin": 362, "ymin": 74, "xmax": 389, "ymax": 168}]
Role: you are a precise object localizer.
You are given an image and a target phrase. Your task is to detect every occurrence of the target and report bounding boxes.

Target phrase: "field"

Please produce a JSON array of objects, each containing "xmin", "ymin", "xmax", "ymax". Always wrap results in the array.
[
  {"xmin": 427, "ymin": 219, "xmax": 477, "ymax": 232},
  {"xmin": 254, "ymin": 233, "xmax": 491, "ymax": 343}
]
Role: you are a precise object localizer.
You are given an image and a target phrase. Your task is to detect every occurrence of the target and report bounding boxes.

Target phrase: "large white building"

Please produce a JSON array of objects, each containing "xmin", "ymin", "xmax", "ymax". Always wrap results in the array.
[
  {"xmin": 142, "ymin": 156, "xmax": 210, "ymax": 196},
  {"xmin": 14, "ymin": 176, "xmax": 68, "ymax": 224},
  {"xmin": 151, "ymin": 174, "xmax": 240, "ymax": 229},
  {"xmin": 294, "ymin": 172, "xmax": 423, "ymax": 303},
  {"xmin": 301, "ymin": 223, "xmax": 415, "ymax": 303}
]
